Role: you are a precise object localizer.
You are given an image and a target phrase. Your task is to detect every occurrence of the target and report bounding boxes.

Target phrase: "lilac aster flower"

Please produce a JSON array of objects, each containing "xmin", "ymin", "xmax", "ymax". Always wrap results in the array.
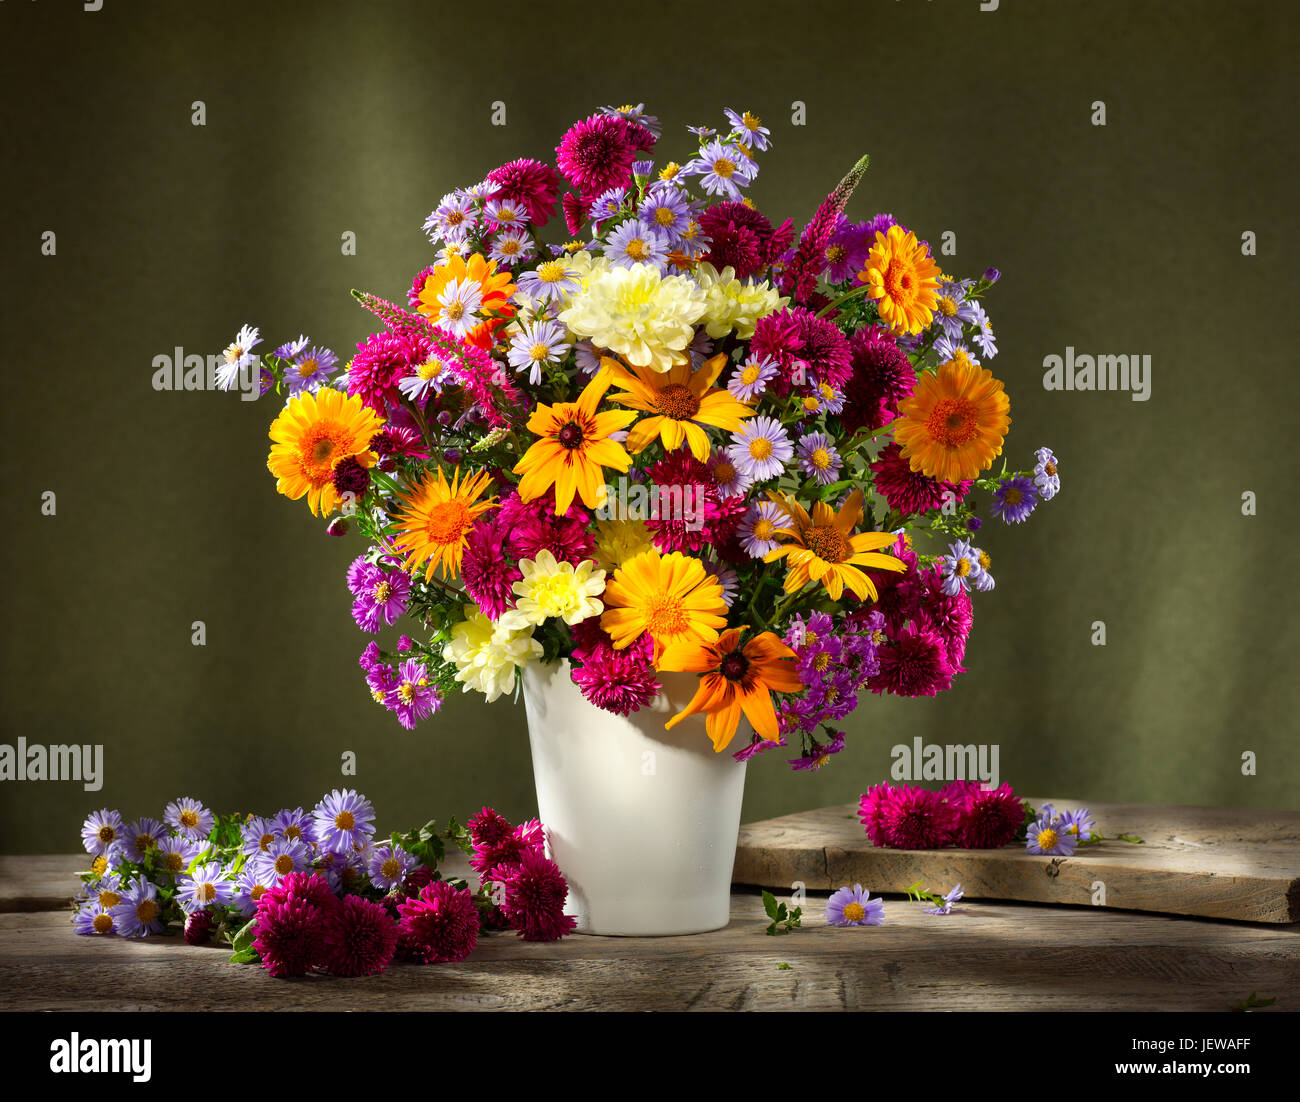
[
  {"xmin": 1059, "ymin": 808, "xmax": 1097, "ymax": 842},
  {"xmin": 164, "ymin": 797, "xmax": 213, "ymax": 842},
  {"xmin": 488, "ymin": 227, "xmax": 535, "ymax": 268},
  {"xmin": 397, "ymin": 351, "xmax": 454, "ymax": 403},
  {"xmin": 633, "ymin": 158, "xmax": 655, "ymax": 177},
  {"xmin": 80, "ymin": 809, "xmax": 124, "ymax": 858},
  {"xmin": 728, "ymin": 416, "xmax": 792, "ymax": 482},
  {"xmin": 573, "ymin": 339, "xmax": 603, "ymax": 377},
  {"xmin": 686, "ymin": 124, "xmax": 716, "ymax": 138},
  {"xmin": 731, "ymin": 729, "xmax": 787, "ymax": 762},
  {"xmin": 239, "ymin": 815, "xmax": 279, "ymax": 858},
  {"xmin": 932, "ymin": 280, "xmax": 979, "ymax": 341},
  {"xmin": 923, "ymin": 883, "xmax": 965, "ymax": 915},
  {"xmin": 124, "ymin": 817, "xmax": 167, "ymax": 863},
  {"xmin": 970, "ymin": 546, "xmax": 995, "ymax": 591},
  {"xmin": 707, "ymin": 450, "xmax": 753, "ymax": 500},
  {"xmin": 682, "ymin": 139, "xmax": 754, "ymax": 201},
  {"xmin": 431, "ymin": 277, "xmax": 485, "ymax": 339},
  {"xmin": 727, "ymin": 354, "xmax": 778, "ymax": 403},
  {"xmin": 274, "ymin": 334, "xmax": 309, "ymax": 361},
  {"xmin": 217, "ymin": 324, "xmax": 261, "ymax": 391},
  {"xmin": 73, "ymin": 903, "xmax": 116, "ymax": 937},
  {"xmin": 826, "ymin": 884, "xmax": 885, "ymax": 927},
  {"xmin": 675, "ymin": 217, "xmax": 711, "ymax": 259},
  {"xmin": 969, "ymin": 301, "xmax": 997, "ymax": 358},
  {"xmin": 796, "ymin": 431, "xmax": 842, "ymax": 486},
  {"xmin": 602, "ymin": 102, "xmax": 661, "ymax": 137},
  {"xmin": 787, "ymin": 729, "xmax": 847, "ymax": 771},
  {"xmin": 483, "ymin": 197, "xmax": 527, "ymax": 230},
  {"xmin": 724, "ymin": 107, "xmax": 771, "ymax": 152},
  {"xmin": 739, "ymin": 500, "xmax": 793, "ymax": 558},
  {"xmin": 1033, "ymin": 446, "xmax": 1061, "ymax": 501},
  {"xmin": 812, "ymin": 380, "xmax": 845, "ymax": 414},
  {"xmin": 507, "ymin": 318, "xmax": 571, "ymax": 385},
  {"xmin": 603, "ymin": 221, "xmax": 670, "ymax": 271},
  {"xmin": 177, "ymin": 862, "xmax": 235, "ymax": 914},
  {"xmin": 385, "ymin": 658, "xmax": 443, "ymax": 730},
  {"xmin": 933, "ymin": 332, "xmax": 978, "ymax": 365},
  {"xmin": 350, "ymin": 564, "xmax": 412, "ymax": 633},
  {"xmin": 638, "ymin": 185, "xmax": 693, "ymax": 242},
  {"xmin": 256, "ymin": 837, "xmax": 313, "ymax": 884},
  {"xmin": 312, "ymin": 789, "xmax": 377, "ymax": 854},
  {"xmin": 272, "ymin": 806, "xmax": 312, "ymax": 845},
  {"xmin": 154, "ymin": 834, "xmax": 201, "ymax": 877},
  {"xmin": 108, "ymin": 879, "xmax": 164, "ymax": 938},
  {"xmin": 822, "ymin": 216, "xmax": 872, "ymax": 284},
  {"xmin": 990, "ymin": 475, "xmax": 1039, "ymax": 524},
  {"xmin": 1026, "ymin": 816, "xmax": 1077, "ymax": 856},
  {"xmin": 517, "ymin": 257, "xmax": 579, "ymax": 305},
  {"xmin": 368, "ymin": 843, "xmax": 419, "ymax": 892},
  {"xmin": 589, "ymin": 187, "xmax": 628, "ymax": 225},
  {"xmin": 423, "ymin": 190, "xmax": 477, "ymax": 243},
  {"xmin": 939, "ymin": 539, "xmax": 984, "ymax": 596},
  {"xmin": 231, "ymin": 867, "xmax": 274, "ymax": 917}
]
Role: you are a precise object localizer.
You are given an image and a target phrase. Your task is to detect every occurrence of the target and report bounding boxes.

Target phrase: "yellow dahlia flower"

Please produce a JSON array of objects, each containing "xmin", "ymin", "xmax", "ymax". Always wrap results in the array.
[
  {"xmin": 694, "ymin": 262, "xmax": 788, "ymax": 340},
  {"xmin": 500, "ymin": 551, "xmax": 606, "ymax": 630},
  {"xmin": 442, "ymin": 606, "xmax": 542, "ymax": 703}
]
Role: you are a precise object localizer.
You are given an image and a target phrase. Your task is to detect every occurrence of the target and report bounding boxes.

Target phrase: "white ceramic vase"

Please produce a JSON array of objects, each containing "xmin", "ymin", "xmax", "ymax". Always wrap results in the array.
[{"xmin": 521, "ymin": 659, "xmax": 748, "ymax": 936}]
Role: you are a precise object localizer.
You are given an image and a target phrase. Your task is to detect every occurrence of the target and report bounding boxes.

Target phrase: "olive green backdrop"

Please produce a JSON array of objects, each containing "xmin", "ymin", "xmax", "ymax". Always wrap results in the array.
[{"xmin": 2, "ymin": 0, "xmax": 1296, "ymax": 855}]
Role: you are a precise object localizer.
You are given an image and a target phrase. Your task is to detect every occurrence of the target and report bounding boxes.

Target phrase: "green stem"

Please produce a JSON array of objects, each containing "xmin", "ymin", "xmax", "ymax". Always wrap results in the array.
[{"xmin": 815, "ymin": 283, "xmax": 871, "ymax": 318}]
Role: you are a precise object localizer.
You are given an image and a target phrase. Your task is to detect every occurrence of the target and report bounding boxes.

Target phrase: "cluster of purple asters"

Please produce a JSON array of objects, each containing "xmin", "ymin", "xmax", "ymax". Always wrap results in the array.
[{"xmin": 1025, "ymin": 802, "xmax": 1097, "ymax": 856}]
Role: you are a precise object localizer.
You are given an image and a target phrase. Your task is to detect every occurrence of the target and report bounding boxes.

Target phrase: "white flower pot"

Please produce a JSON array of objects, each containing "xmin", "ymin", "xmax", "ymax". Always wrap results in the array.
[{"xmin": 521, "ymin": 659, "xmax": 749, "ymax": 936}]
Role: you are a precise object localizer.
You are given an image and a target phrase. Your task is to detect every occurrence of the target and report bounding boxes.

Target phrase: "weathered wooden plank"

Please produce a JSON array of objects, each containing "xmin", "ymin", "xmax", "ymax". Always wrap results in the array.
[
  {"xmin": 3, "ymin": 897, "xmax": 1297, "ymax": 1012},
  {"xmin": 733, "ymin": 799, "xmax": 1300, "ymax": 924},
  {"xmin": 0, "ymin": 855, "xmax": 89, "ymax": 913}
]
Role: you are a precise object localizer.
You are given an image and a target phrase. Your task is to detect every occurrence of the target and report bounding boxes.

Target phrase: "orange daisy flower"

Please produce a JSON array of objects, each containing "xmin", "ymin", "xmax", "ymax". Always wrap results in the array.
[
  {"xmin": 393, "ymin": 466, "xmax": 497, "ymax": 581},
  {"xmin": 857, "ymin": 224, "xmax": 941, "ymax": 335},
  {"xmin": 513, "ymin": 368, "xmax": 637, "ymax": 514},
  {"xmin": 599, "ymin": 549, "xmax": 728, "ymax": 654},
  {"xmin": 659, "ymin": 628, "xmax": 803, "ymax": 751},
  {"xmin": 763, "ymin": 488, "xmax": 905, "ymax": 602},
  {"xmin": 415, "ymin": 252, "xmax": 517, "ymax": 350},
  {"xmin": 266, "ymin": 389, "xmax": 386, "ymax": 517},
  {"xmin": 894, "ymin": 352, "xmax": 1011, "ymax": 483},
  {"xmin": 601, "ymin": 353, "xmax": 754, "ymax": 461}
]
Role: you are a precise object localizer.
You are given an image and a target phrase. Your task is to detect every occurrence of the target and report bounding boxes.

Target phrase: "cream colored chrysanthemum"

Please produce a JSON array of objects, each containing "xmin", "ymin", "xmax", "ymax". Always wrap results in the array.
[
  {"xmin": 499, "ymin": 551, "xmax": 606, "ymax": 630},
  {"xmin": 559, "ymin": 262, "xmax": 707, "ymax": 374},
  {"xmin": 694, "ymin": 262, "xmax": 788, "ymax": 340},
  {"xmin": 441, "ymin": 605, "xmax": 543, "ymax": 703},
  {"xmin": 592, "ymin": 517, "xmax": 656, "ymax": 572}
]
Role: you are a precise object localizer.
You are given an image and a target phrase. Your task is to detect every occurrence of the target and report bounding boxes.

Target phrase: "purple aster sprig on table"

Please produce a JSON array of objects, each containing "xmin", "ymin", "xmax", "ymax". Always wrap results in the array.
[
  {"xmin": 906, "ymin": 880, "xmax": 964, "ymax": 915},
  {"xmin": 826, "ymin": 884, "xmax": 885, "ymax": 927}
]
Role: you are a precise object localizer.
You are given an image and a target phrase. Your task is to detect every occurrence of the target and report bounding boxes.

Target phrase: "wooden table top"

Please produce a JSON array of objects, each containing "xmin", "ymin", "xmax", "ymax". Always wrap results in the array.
[{"xmin": 2, "ymin": 854, "xmax": 1297, "ymax": 1012}]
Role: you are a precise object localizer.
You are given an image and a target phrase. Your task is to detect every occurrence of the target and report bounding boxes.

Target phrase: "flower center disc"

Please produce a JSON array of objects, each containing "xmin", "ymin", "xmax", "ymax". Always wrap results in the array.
[
  {"xmin": 926, "ymin": 397, "xmax": 979, "ymax": 447},
  {"xmin": 806, "ymin": 525, "xmax": 851, "ymax": 564},
  {"xmin": 656, "ymin": 382, "xmax": 701, "ymax": 420},
  {"xmin": 424, "ymin": 500, "xmax": 471, "ymax": 545},
  {"xmin": 557, "ymin": 421, "xmax": 585, "ymax": 449}
]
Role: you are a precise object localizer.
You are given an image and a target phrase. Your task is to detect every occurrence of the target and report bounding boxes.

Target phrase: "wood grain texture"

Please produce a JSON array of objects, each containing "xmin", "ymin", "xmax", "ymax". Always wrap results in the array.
[{"xmin": 733, "ymin": 798, "xmax": 1300, "ymax": 924}]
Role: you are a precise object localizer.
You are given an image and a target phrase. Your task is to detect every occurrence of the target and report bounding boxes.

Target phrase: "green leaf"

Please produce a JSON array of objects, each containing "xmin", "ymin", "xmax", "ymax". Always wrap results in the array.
[
  {"xmin": 776, "ymin": 962, "xmax": 791, "ymax": 970},
  {"xmin": 1231, "ymin": 992, "xmax": 1277, "ymax": 1012},
  {"xmin": 230, "ymin": 918, "xmax": 257, "ymax": 954},
  {"xmin": 1117, "ymin": 833, "xmax": 1144, "ymax": 844},
  {"xmin": 761, "ymin": 890, "xmax": 780, "ymax": 921},
  {"xmin": 228, "ymin": 947, "xmax": 260, "ymax": 965}
]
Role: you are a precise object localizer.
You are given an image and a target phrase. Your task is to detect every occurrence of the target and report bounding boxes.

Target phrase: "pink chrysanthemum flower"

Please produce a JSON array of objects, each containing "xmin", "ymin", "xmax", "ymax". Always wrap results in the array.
[
  {"xmin": 468, "ymin": 807, "xmax": 516, "ymax": 849},
  {"xmin": 486, "ymin": 158, "xmax": 560, "ymax": 225},
  {"xmin": 944, "ymin": 781, "xmax": 1024, "ymax": 849},
  {"xmin": 698, "ymin": 201, "xmax": 786, "ymax": 280},
  {"xmin": 555, "ymin": 113, "xmax": 640, "ymax": 200},
  {"xmin": 252, "ymin": 872, "xmax": 341, "ymax": 978},
  {"xmin": 569, "ymin": 622, "xmax": 661, "ymax": 717},
  {"xmin": 408, "ymin": 265, "xmax": 438, "ymax": 308},
  {"xmin": 917, "ymin": 567, "xmax": 974, "ymax": 670},
  {"xmin": 644, "ymin": 450, "xmax": 746, "ymax": 554},
  {"xmin": 870, "ymin": 442, "xmax": 973, "ymax": 516},
  {"xmin": 562, "ymin": 193, "xmax": 590, "ymax": 236},
  {"xmin": 842, "ymin": 327, "xmax": 917, "ymax": 435},
  {"xmin": 494, "ymin": 849, "xmax": 578, "ymax": 942},
  {"xmin": 750, "ymin": 306, "xmax": 853, "ymax": 397},
  {"xmin": 396, "ymin": 880, "xmax": 479, "ymax": 964},
  {"xmin": 857, "ymin": 783, "xmax": 893, "ymax": 847},
  {"xmin": 497, "ymin": 489, "xmax": 595, "ymax": 565},
  {"xmin": 870, "ymin": 628, "xmax": 956, "ymax": 698},
  {"xmin": 878, "ymin": 785, "xmax": 959, "ymax": 849},
  {"xmin": 461, "ymin": 518, "xmax": 522, "ymax": 620},
  {"xmin": 348, "ymin": 330, "xmax": 435, "ymax": 413},
  {"xmin": 322, "ymin": 894, "xmax": 399, "ymax": 977}
]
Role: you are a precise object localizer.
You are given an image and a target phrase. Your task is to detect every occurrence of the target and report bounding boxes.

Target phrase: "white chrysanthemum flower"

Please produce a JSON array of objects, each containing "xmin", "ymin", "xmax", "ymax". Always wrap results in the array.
[
  {"xmin": 499, "ymin": 552, "xmax": 606, "ymax": 630},
  {"xmin": 559, "ymin": 262, "xmax": 707, "ymax": 373},
  {"xmin": 442, "ymin": 606, "xmax": 543, "ymax": 703},
  {"xmin": 695, "ymin": 262, "xmax": 788, "ymax": 340}
]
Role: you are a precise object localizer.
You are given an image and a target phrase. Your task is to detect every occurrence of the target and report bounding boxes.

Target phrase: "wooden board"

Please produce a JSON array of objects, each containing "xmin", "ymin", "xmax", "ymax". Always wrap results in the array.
[{"xmin": 733, "ymin": 798, "xmax": 1300, "ymax": 924}]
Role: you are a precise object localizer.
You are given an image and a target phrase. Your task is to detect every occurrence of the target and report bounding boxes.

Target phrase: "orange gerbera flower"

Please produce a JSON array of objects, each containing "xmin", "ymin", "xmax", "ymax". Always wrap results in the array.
[
  {"xmin": 513, "ymin": 368, "xmax": 637, "ymax": 514},
  {"xmin": 393, "ymin": 466, "xmax": 497, "ymax": 581},
  {"xmin": 601, "ymin": 353, "xmax": 754, "ymax": 461},
  {"xmin": 414, "ymin": 252, "xmax": 517, "ymax": 350},
  {"xmin": 763, "ymin": 488, "xmax": 905, "ymax": 602},
  {"xmin": 894, "ymin": 351, "xmax": 1011, "ymax": 483},
  {"xmin": 266, "ymin": 389, "xmax": 386, "ymax": 517},
  {"xmin": 660, "ymin": 628, "xmax": 803, "ymax": 751},
  {"xmin": 600, "ymin": 549, "xmax": 727, "ymax": 654},
  {"xmin": 858, "ymin": 224, "xmax": 941, "ymax": 335}
]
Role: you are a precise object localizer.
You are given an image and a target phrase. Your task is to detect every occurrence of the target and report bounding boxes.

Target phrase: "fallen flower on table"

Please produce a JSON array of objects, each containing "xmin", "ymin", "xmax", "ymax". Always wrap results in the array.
[
  {"xmin": 906, "ymin": 880, "xmax": 964, "ymax": 915},
  {"xmin": 826, "ymin": 884, "xmax": 885, "ymax": 927}
]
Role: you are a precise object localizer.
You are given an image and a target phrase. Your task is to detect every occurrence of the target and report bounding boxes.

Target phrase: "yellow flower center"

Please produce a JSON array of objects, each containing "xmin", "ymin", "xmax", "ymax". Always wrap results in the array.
[
  {"xmin": 250, "ymin": 884, "xmax": 267, "ymax": 902},
  {"xmin": 805, "ymin": 631, "xmax": 820, "ymax": 646},
  {"xmin": 812, "ymin": 652, "xmax": 831, "ymax": 671},
  {"xmin": 444, "ymin": 301, "xmax": 466, "ymax": 320},
  {"xmin": 274, "ymin": 854, "xmax": 294, "ymax": 875},
  {"xmin": 536, "ymin": 260, "xmax": 566, "ymax": 283},
  {"xmin": 98, "ymin": 890, "xmax": 121, "ymax": 908},
  {"xmin": 381, "ymin": 858, "xmax": 401, "ymax": 880},
  {"xmin": 811, "ymin": 447, "xmax": 832, "ymax": 470},
  {"xmin": 748, "ymin": 437, "xmax": 773, "ymax": 460},
  {"xmin": 937, "ymin": 295, "xmax": 957, "ymax": 317},
  {"xmin": 529, "ymin": 342, "xmax": 550, "ymax": 362},
  {"xmin": 978, "ymin": 550, "xmax": 991, "ymax": 570},
  {"xmin": 446, "ymin": 210, "xmax": 465, "ymax": 226},
  {"xmin": 179, "ymin": 810, "xmax": 199, "ymax": 829},
  {"xmin": 285, "ymin": 826, "xmax": 302, "ymax": 840},
  {"xmin": 92, "ymin": 913, "xmax": 113, "ymax": 934},
  {"xmin": 97, "ymin": 825, "xmax": 116, "ymax": 843},
  {"xmin": 1044, "ymin": 461, "xmax": 1057, "ymax": 476},
  {"xmin": 753, "ymin": 519, "xmax": 775, "ymax": 540},
  {"xmin": 806, "ymin": 525, "xmax": 851, "ymax": 564},
  {"xmin": 418, "ymin": 358, "xmax": 444, "ymax": 380},
  {"xmin": 1003, "ymin": 487, "xmax": 1022, "ymax": 505},
  {"xmin": 136, "ymin": 899, "xmax": 159, "ymax": 924},
  {"xmin": 297, "ymin": 358, "xmax": 319, "ymax": 378},
  {"xmin": 654, "ymin": 207, "xmax": 675, "ymax": 226},
  {"xmin": 742, "ymin": 111, "xmax": 762, "ymax": 130},
  {"xmin": 200, "ymin": 882, "xmax": 217, "ymax": 901},
  {"xmin": 424, "ymin": 499, "xmax": 471, "ymax": 545},
  {"xmin": 335, "ymin": 810, "xmax": 356, "ymax": 831},
  {"xmin": 655, "ymin": 382, "xmax": 702, "ymax": 421},
  {"xmin": 712, "ymin": 158, "xmax": 735, "ymax": 178},
  {"xmin": 624, "ymin": 237, "xmax": 652, "ymax": 261},
  {"xmin": 660, "ymin": 163, "xmax": 680, "ymax": 181},
  {"xmin": 497, "ymin": 209, "xmax": 517, "ymax": 223},
  {"xmin": 500, "ymin": 239, "xmax": 520, "ymax": 255},
  {"xmin": 926, "ymin": 398, "xmax": 980, "ymax": 448},
  {"xmin": 955, "ymin": 557, "xmax": 972, "ymax": 578},
  {"xmin": 164, "ymin": 853, "xmax": 184, "ymax": 872},
  {"xmin": 373, "ymin": 580, "xmax": 393, "ymax": 603},
  {"xmin": 1037, "ymin": 828, "xmax": 1059, "ymax": 850},
  {"xmin": 259, "ymin": 833, "xmax": 275, "ymax": 851},
  {"xmin": 398, "ymin": 682, "xmax": 416, "ymax": 704},
  {"xmin": 741, "ymin": 365, "xmax": 760, "ymax": 385},
  {"xmin": 842, "ymin": 901, "xmax": 866, "ymax": 923},
  {"xmin": 883, "ymin": 258, "xmax": 918, "ymax": 304},
  {"xmin": 713, "ymin": 459, "xmax": 737, "ymax": 483},
  {"xmin": 91, "ymin": 857, "xmax": 107, "ymax": 876},
  {"xmin": 825, "ymin": 244, "xmax": 846, "ymax": 264},
  {"xmin": 802, "ymin": 396, "xmax": 821, "ymax": 412},
  {"xmin": 644, "ymin": 594, "xmax": 689, "ymax": 638}
]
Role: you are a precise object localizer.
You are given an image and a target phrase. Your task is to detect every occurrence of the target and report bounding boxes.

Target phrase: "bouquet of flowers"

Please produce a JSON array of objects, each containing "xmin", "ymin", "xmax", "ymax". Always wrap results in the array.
[{"xmin": 223, "ymin": 104, "xmax": 1060, "ymax": 768}]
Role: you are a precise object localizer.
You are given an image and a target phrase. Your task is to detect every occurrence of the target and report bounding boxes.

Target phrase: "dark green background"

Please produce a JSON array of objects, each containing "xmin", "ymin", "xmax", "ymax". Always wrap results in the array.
[{"xmin": 2, "ymin": 0, "xmax": 1296, "ymax": 855}]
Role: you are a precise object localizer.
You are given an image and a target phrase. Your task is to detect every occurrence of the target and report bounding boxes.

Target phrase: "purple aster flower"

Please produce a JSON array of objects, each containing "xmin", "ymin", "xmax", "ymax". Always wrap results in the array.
[
  {"xmin": 177, "ymin": 862, "xmax": 235, "ymax": 914},
  {"xmin": 728, "ymin": 415, "xmax": 792, "ymax": 482},
  {"xmin": 274, "ymin": 334, "xmax": 309, "ymax": 361},
  {"xmin": 1059, "ymin": 808, "xmax": 1097, "ymax": 843},
  {"xmin": 349, "ymin": 564, "xmax": 412, "ymax": 634},
  {"xmin": 638, "ymin": 185, "xmax": 693, "ymax": 241},
  {"xmin": 821, "ymin": 216, "xmax": 872, "ymax": 284},
  {"xmin": 812, "ymin": 380, "xmax": 845, "ymax": 414},
  {"xmin": 255, "ymin": 837, "xmax": 313, "ymax": 884},
  {"xmin": 983, "ymin": 267, "xmax": 1001, "ymax": 284},
  {"xmin": 727, "ymin": 354, "xmax": 779, "ymax": 403},
  {"xmin": 240, "ymin": 815, "xmax": 279, "ymax": 858},
  {"xmin": 507, "ymin": 318, "xmax": 571, "ymax": 385},
  {"xmin": 796, "ymin": 431, "xmax": 842, "ymax": 486},
  {"xmin": 368, "ymin": 843, "xmax": 418, "ymax": 892},
  {"xmin": 686, "ymin": 124, "xmax": 716, "ymax": 138},
  {"xmin": 939, "ymin": 539, "xmax": 984, "ymax": 596},
  {"xmin": 124, "ymin": 817, "xmax": 167, "ymax": 863},
  {"xmin": 633, "ymin": 158, "xmax": 655, "ymax": 177},
  {"xmin": 738, "ymin": 500, "xmax": 792, "ymax": 558},
  {"xmin": 933, "ymin": 332, "xmax": 978, "ymax": 365},
  {"xmin": 517, "ymin": 257, "xmax": 580, "ymax": 305},
  {"xmin": 429, "ymin": 276, "xmax": 484, "ymax": 340},
  {"xmin": 862, "ymin": 212, "xmax": 898, "ymax": 243},
  {"xmin": 423, "ymin": 190, "xmax": 477, "ymax": 244},
  {"xmin": 826, "ymin": 884, "xmax": 885, "ymax": 927},
  {"xmin": 970, "ymin": 546, "xmax": 995, "ymax": 591},
  {"xmin": 698, "ymin": 555, "xmax": 740, "ymax": 608},
  {"xmin": 969, "ymin": 301, "xmax": 997, "ymax": 358},
  {"xmin": 80, "ymin": 809, "xmax": 124, "ymax": 858},
  {"xmin": 488, "ymin": 227, "xmax": 535, "ymax": 268},
  {"xmin": 990, "ymin": 475, "xmax": 1039, "ymax": 524},
  {"xmin": 73, "ymin": 903, "xmax": 116, "ymax": 937},
  {"xmin": 706, "ymin": 451, "xmax": 753, "ymax": 500},
  {"xmin": 397, "ymin": 351, "xmax": 455, "ymax": 403},
  {"xmin": 603, "ymin": 220, "xmax": 670, "ymax": 270},
  {"xmin": 108, "ymin": 879, "xmax": 164, "ymax": 938},
  {"xmin": 602, "ymin": 102, "xmax": 661, "ymax": 138},
  {"xmin": 483, "ymin": 197, "xmax": 527, "ymax": 230},
  {"xmin": 231, "ymin": 866, "xmax": 274, "ymax": 917},
  {"xmin": 1026, "ymin": 816, "xmax": 1077, "ymax": 856},
  {"xmin": 675, "ymin": 217, "xmax": 711, "ymax": 258},
  {"xmin": 787, "ymin": 729, "xmax": 847, "ymax": 771},
  {"xmin": 164, "ymin": 797, "xmax": 213, "ymax": 842},
  {"xmin": 723, "ymin": 107, "xmax": 771, "ymax": 152},
  {"xmin": 589, "ymin": 187, "xmax": 628, "ymax": 225},
  {"xmin": 312, "ymin": 789, "xmax": 377, "ymax": 854},
  {"xmin": 283, "ymin": 344, "xmax": 339, "ymax": 395},
  {"xmin": 932, "ymin": 280, "xmax": 979, "ymax": 341},
  {"xmin": 965, "ymin": 516, "xmax": 982, "ymax": 532},
  {"xmin": 272, "ymin": 806, "xmax": 312, "ymax": 845},
  {"xmin": 1033, "ymin": 446, "xmax": 1061, "ymax": 501},
  {"xmin": 731, "ymin": 729, "xmax": 787, "ymax": 762},
  {"xmin": 682, "ymin": 139, "xmax": 754, "ymax": 201},
  {"xmin": 923, "ymin": 883, "xmax": 965, "ymax": 915},
  {"xmin": 385, "ymin": 659, "xmax": 443, "ymax": 730},
  {"xmin": 153, "ymin": 834, "xmax": 201, "ymax": 877}
]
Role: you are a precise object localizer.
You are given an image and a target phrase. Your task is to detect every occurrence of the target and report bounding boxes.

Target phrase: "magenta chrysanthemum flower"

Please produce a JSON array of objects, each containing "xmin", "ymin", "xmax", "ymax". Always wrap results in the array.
[
  {"xmin": 461, "ymin": 518, "xmax": 522, "ymax": 620},
  {"xmin": 408, "ymin": 264, "xmax": 438, "ymax": 308},
  {"xmin": 347, "ymin": 330, "xmax": 435, "ymax": 413},
  {"xmin": 252, "ymin": 872, "xmax": 341, "ymax": 978},
  {"xmin": 555, "ymin": 114, "xmax": 639, "ymax": 200},
  {"xmin": 698, "ymin": 201, "xmax": 784, "ymax": 279},
  {"xmin": 917, "ymin": 568, "xmax": 974, "ymax": 670},
  {"xmin": 643, "ymin": 450, "xmax": 745, "ymax": 553},
  {"xmin": 562, "ymin": 193, "xmax": 590, "ymax": 236},
  {"xmin": 322, "ymin": 895, "xmax": 399, "ymax": 977},
  {"xmin": 842, "ymin": 328, "xmax": 917, "ymax": 435},
  {"xmin": 878, "ymin": 785, "xmax": 959, "ymax": 849},
  {"xmin": 494, "ymin": 849, "xmax": 577, "ymax": 941},
  {"xmin": 396, "ymin": 880, "xmax": 479, "ymax": 964},
  {"xmin": 497, "ymin": 489, "xmax": 595, "ymax": 564},
  {"xmin": 569, "ymin": 621, "xmax": 661, "ymax": 716},
  {"xmin": 857, "ymin": 783, "xmax": 893, "ymax": 847},
  {"xmin": 468, "ymin": 806, "xmax": 516, "ymax": 850},
  {"xmin": 749, "ymin": 306, "xmax": 852, "ymax": 396},
  {"xmin": 869, "ymin": 628, "xmax": 956, "ymax": 698},
  {"xmin": 870, "ymin": 442, "xmax": 973, "ymax": 516},
  {"xmin": 486, "ymin": 158, "xmax": 559, "ymax": 225},
  {"xmin": 944, "ymin": 782, "xmax": 1024, "ymax": 849}
]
